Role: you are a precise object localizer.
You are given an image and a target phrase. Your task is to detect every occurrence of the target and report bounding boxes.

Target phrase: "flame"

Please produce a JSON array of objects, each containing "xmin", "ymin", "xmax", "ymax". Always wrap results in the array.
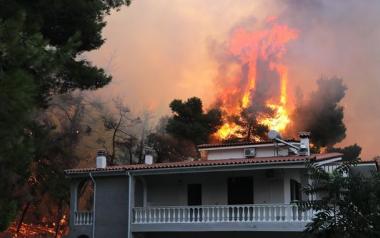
[
  {"xmin": 215, "ymin": 18, "xmax": 298, "ymax": 140},
  {"xmin": 5, "ymin": 215, "xmax": 68, "ymax": 238},
  {"xmin": 217, "ymin": 122, "xmax": 243, "ymax": 139}
]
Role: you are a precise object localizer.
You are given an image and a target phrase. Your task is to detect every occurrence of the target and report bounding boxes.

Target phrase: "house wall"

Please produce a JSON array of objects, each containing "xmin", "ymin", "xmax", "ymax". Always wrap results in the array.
[
  {"xmin": 94, "ymin": 176, "xmax": 130, "ymax": 237},
  {"xmin": 142, "ymin": 169, "xmax": 306, "ymax": 207},
  {"xmin": 206, "ymin": 146, "xmax": 289, "ymax": 160},
  {"xmin": 134, "ymin": 231, "xmax": 303, "ymax": 238},
  {"xmin": 68, "ymin": 176, "xmax": 130, "ymax": 238},
  {"xmin": 68, "ymin": 180, "xmax": 92, "ymax": 238}
]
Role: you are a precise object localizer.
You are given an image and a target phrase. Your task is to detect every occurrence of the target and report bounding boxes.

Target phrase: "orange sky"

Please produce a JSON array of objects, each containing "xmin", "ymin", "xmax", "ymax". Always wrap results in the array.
[{"xmin": 86, "ymin": 0, "xmax": 380, "ymax": 159}]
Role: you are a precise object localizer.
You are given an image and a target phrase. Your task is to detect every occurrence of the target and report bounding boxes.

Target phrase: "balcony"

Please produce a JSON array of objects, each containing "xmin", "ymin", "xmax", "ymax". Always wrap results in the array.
[
  {"xmin": 132, "ymin": 204, "xmax": 314, "ymax": 232},
  {"xmin": 74, "ymin": 211, "xmax": 93, "ymax": 225}
]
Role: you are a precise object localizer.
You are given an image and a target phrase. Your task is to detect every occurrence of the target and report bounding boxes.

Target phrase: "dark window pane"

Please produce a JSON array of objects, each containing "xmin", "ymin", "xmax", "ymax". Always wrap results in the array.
[{"xmin": 188, "ymin": 184, "xmax": 202, "ymax": 205}]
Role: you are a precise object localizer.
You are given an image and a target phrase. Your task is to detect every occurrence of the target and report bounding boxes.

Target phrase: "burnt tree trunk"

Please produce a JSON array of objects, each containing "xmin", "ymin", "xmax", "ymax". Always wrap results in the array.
[
  {"xmin": 54, "ymin": 200, "xmax": 64, "ymax": 238},
  {"xmin": 16, "ymin": 201, "xmax": 31, "ymax": 235}
]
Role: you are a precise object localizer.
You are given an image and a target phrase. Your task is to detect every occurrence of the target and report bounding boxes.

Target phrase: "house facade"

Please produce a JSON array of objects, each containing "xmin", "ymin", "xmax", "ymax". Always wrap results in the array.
[{"xmin": 64, "ymin": 133, "xmax": 378, "ymax": 238}]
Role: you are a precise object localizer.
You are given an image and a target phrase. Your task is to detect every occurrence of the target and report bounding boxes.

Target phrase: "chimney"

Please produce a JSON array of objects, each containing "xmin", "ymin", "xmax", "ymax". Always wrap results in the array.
[
  {"xmin": 144, "ymin": 154, "xmax": 153, "ymax": 165},
  {"xmin": 299, "ymin": 132, "xmax": 311, "ymax": 156},
  {"xmin": 96, "ymin": 149, "xmax": 107, "ymax": 169}
]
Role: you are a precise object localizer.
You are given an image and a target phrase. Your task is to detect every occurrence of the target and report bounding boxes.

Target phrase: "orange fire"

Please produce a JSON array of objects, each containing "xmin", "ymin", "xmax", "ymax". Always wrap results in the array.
[
  {"xmin": 215, "ymin": 18, "xmax": 298, "ymax": 140},
  {"xmin": 5, "ymin": 215, "xmax": 68, "ymax": 238}
]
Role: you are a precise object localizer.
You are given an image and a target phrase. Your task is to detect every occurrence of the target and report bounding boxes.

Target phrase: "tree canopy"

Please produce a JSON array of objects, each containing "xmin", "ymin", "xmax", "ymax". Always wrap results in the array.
[
  {"xmin": 327, "ymin": 144, "xmax": 362, "ymax": 161},
  {"xmin": 304, "ymin": 160, "xmax": 380, "ymax": 238},
  {"xmin": 166, "ymin": 97, "xmax": 222, "ymax": 145},
  {"xmin": 0, "ymin": 0, "xmax": 130, "ymax": 231}
]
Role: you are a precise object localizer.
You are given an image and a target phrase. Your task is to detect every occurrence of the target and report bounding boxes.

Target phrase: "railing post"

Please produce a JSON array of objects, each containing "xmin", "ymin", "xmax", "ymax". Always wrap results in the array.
[
  {"xmin": 294, "ymin": 204, "xmax": 298, "ymax": 221},
  {"xmin": 263, "ymin": 206, "xmax": 266, "ymax": 221},
  {"xmin": 273, "ymin": 206, "xmax": 277, "ymax": 222}
]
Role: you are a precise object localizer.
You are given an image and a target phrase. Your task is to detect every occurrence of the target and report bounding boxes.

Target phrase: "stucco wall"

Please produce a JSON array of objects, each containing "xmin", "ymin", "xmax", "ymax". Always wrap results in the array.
[
  {"xmin": 135, "ymin": 231, "xmax": 303, "ymax": 238},
  {"xmin": 207, "ymin": 146, "xmax": 289, "ymax": 160},
  {"xmin": 143, "ymin": 169, "xmax": 306, "ymax": 207},
  {"xmin": 68, "ymin": 176, "xmax": 130, "ymax": 238},
  {"xmin": 94, "ymin": 176, "xmax": 130, "ymax": 237}
]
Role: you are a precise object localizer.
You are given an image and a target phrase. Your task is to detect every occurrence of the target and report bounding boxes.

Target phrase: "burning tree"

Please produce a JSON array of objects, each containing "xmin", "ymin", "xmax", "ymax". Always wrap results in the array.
[
  {"xmin": 212, "ymin": 18, "xmax": 298, "ymax": 141},
  {"xmin": 210, "ymin": 18, "xmax": 352, "ymax": 155}
]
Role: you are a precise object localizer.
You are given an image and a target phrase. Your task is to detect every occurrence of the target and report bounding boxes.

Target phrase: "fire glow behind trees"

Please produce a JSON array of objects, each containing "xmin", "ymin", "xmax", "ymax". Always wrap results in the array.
[{"xmin": 213, "ymin": 18, "xmax": 298, "ymax": 141}]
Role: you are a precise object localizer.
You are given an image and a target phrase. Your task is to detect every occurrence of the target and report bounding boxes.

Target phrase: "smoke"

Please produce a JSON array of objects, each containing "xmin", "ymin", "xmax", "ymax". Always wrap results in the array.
[
  {"xmin": 87, "ymin": 0, "xmax": 380, "ymax": 158},
  {"xmin": 277, "ymin": 0, "xmax": 380, "ymax": 156},
  {"xmin": 291, "ymin": 77, "xmax": 347, "ymax": 148}
]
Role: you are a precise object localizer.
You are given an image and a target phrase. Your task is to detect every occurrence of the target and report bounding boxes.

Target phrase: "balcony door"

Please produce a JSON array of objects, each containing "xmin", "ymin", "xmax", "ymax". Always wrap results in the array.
[
  {"xmin": 187, "ymin": 184, "xmax": 202, "ymax": 205},
  {"xmin": 228, "ymin": 177, "xmax": 254, "ymax": 205}
]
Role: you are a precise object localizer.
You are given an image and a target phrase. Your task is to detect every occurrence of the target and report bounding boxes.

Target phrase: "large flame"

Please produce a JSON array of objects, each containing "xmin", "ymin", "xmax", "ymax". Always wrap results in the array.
[{"xmin": 215, "ymin": 18, "xmax": 298, "ymax": 140}]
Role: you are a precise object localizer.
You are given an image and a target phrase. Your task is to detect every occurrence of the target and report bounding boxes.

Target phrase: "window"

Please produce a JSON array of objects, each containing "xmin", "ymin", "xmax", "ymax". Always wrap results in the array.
[
  {"xmin": 290, "ymin": 179, "xmax": 301, "ymax": 202},
  {"xmin": 187, "ymin": 184, "xmax": 202, "ymax": 205}
]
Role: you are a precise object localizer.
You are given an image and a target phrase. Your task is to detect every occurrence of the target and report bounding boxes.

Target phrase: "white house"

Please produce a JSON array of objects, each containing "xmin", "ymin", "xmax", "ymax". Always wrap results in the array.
[{"xmin": 64, "ymin": 132, "xmax": 378, "ymax": 238}]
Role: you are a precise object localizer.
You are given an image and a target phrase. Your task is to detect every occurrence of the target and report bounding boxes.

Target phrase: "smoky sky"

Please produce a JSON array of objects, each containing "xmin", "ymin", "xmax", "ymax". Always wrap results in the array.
[{"xmin": 86, "ymin": 0, "xmax": 380, "ymax": 159}]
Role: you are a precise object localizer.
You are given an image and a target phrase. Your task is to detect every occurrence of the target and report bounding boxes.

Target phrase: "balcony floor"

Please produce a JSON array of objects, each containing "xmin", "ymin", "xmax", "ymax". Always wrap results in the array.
[{"xmin": 132, "ymin": 221, "xmax": 308, "ymax": 232}]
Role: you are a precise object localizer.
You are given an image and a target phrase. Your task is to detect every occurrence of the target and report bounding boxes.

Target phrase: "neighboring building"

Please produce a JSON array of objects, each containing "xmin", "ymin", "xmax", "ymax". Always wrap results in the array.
[{"xmin": 64, "ymin": 133, "xmax": 378, "ymax": 238}]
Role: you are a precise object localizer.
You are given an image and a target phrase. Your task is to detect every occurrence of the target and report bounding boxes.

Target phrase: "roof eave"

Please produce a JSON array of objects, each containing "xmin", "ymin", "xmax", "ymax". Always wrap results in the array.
[{"xmin": 65, "ymin": 160, "xmax": 309, "ymax": 177}]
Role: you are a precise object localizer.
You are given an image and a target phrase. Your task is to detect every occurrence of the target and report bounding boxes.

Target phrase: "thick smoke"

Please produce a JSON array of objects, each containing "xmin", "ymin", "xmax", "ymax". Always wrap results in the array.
[
  {"xmin": 88, "ymin": 1, "xmax": 380, "ymax": 158},
  {"xmin": 291, "ymin": 77, "xmax": 347, "ymax": 148}
]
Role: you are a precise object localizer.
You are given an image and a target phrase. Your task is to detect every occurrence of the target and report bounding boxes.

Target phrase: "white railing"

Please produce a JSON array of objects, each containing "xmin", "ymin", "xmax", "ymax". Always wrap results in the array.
[
  {"xmin": 74, "ymin": 211, "xmax": 93, "ymax": 225},
  {"xmin": 323, "ymin": 165, "xmax": 338, "ymax": 173},
  {"xmin": 133, "ymin": 204, "xmax": 314, "ymax": 224},
  {"xmin": 323, "ymin": 165, "xmax": 348, "ymax": 177}
]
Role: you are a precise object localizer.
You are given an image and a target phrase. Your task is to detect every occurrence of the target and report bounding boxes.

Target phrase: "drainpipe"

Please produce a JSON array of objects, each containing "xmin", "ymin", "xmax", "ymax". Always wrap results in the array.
[
  {"xmin": 89, "ymin": 172, "xmax": 96, "ymax": 238},
  {"xmin": 127, "ymin": 172, "xmax": 132, "ymax": 238}
]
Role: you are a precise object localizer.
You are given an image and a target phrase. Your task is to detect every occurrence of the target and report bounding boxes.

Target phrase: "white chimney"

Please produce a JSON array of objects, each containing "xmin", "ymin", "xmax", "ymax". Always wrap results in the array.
[
  {"xmin": 96, "ymin": 149, "xmax": 107, "ymax": 169},
  {"xmin": 299, "ymin": 132, "xmax": 311, "ymax": 156},
  {"xmin": 144, "ymin": 154, "xmax": 153, "ymax": 165}
]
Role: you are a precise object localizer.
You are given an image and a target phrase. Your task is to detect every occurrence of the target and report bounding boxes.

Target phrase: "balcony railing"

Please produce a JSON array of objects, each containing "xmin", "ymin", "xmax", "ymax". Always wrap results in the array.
[
  {"xmin": 133, "ymin": 204, "xmax": 314, "ymax": 224},
  {"xmin": 74, "ymin": 211, "xmax": 93, "ymax": 225}
]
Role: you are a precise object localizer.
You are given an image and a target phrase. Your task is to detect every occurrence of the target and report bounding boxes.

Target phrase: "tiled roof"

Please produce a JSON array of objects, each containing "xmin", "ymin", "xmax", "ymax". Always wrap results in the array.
[
  {"xmin": 64, "ymin": 152, "xmax": 342, "ymax": 176},
  {"xmin": 197, "ymin": 140, "xmax": 299, "ymax": 149}
]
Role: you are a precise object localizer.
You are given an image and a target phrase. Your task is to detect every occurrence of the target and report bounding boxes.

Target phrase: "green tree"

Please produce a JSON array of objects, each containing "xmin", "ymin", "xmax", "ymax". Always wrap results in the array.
[
  {"xmin": 146, "ymin": 132, "xmax": 197, "ymax": 163},
  {"xmin": 304, "ymin": 160, "xmax": 380, "ymax": 238},
  {"xmin": 326, "ymin": 144, "xmax": 362, "ymax": 161},
  {"xmin": 226, "ymin": 107, "xmax": 270, "ymax": 142},
  {"xmin": 144, "ymin": 116, "xmax": 196, "ymax": 163},
  {"xmin": 166, "ymin": 97, "xmax": 222, "ymax": 145},
  {"xmin": 0, "ymin": 0, "xmax": 130, "ymax": 231}
]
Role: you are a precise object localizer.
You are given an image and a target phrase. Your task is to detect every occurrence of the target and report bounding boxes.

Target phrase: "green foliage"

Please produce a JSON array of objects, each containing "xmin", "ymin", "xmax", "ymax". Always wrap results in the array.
[
  {"xmin": 0, "ymin": 0, "xmax": 130, "ymax": 231},
  {"xmin": 304, "ymin": 160, "xmax": 380, "ymax": 237},
  {"xmin": 228, "ymin": 107, "xmax": 270, "ymax": 142},
  {"xmin": 327, "ymin": 144, "xmax": 362, "ymax": 161},
  {"xmin": 166, "ymin": 97, "xmax": 222, "ymax": 145},
  {"xmin": 146, "ymin": 132, "xmax": 197, "ymax": 163},
  {"xmin": 0, "ymin": 201, "xmax": 17, "ymax": 231}
]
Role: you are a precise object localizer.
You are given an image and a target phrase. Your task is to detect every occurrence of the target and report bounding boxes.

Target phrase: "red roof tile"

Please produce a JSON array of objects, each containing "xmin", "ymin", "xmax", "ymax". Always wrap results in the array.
[
  {"xmin": 65, "ymin": 152, "xmax": 342, "ymax": 176},
  {"xmin": 197, "ymin": 140, "xmax": 299, "ymax": 149}
]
